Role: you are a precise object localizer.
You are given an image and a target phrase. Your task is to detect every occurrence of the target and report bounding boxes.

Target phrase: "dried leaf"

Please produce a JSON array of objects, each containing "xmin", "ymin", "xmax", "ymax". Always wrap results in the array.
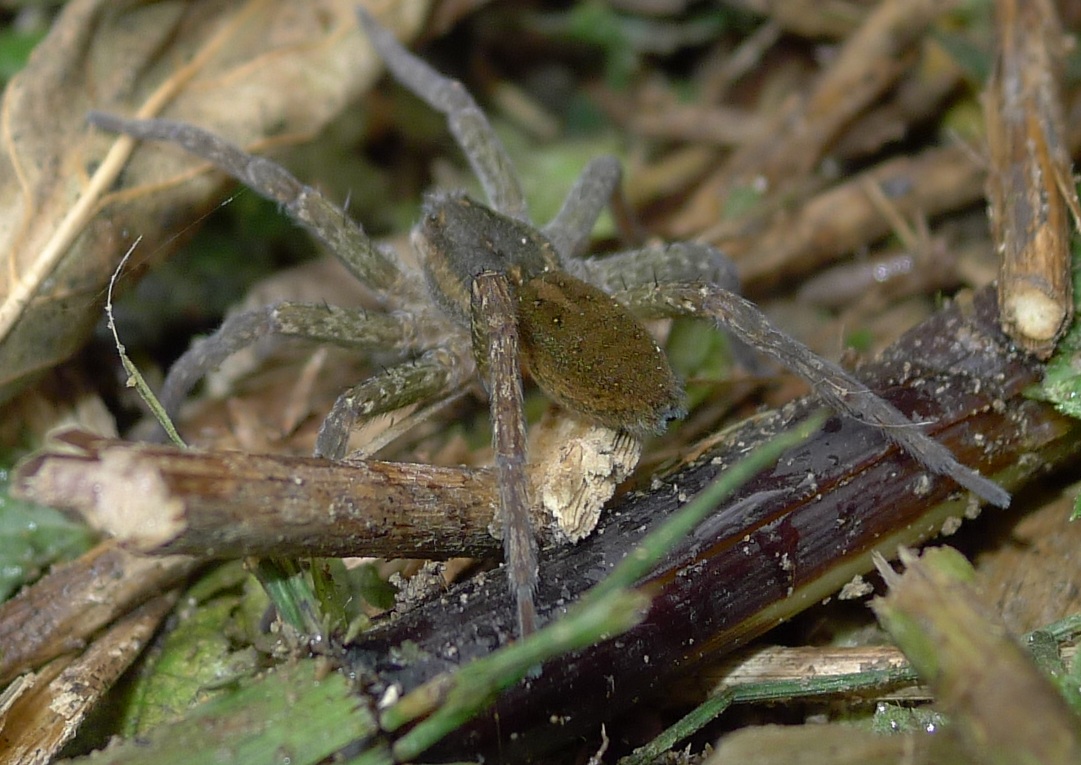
[{"xmin": 0, "ymin": 0, "xmax": 430, "ymax": 403}]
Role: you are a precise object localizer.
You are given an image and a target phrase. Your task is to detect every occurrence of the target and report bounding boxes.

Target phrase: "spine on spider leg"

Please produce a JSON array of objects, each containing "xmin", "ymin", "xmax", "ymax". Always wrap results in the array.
[{"xmin": 471, "ymin": 271, "xmax": 539, "ymax": 636}]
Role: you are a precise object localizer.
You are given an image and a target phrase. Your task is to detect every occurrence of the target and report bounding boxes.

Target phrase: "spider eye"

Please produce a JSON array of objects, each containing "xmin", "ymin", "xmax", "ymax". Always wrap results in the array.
[{"xmin": 417, "ymin": 192, "xmax": 562, "ymax": 324}]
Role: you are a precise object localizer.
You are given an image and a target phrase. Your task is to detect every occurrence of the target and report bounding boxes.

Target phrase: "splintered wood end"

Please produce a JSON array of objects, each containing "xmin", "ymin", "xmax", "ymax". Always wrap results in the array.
[{"xmin": 1002, "ymin": 283, "xmax": 1069, "ymax": 351}]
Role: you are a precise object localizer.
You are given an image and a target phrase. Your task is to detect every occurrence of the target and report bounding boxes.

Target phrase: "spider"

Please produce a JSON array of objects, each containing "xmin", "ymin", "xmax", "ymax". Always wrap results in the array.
[{"xmin": 88, "ymin": 7, "xmax": 1008, "ymax": 637}]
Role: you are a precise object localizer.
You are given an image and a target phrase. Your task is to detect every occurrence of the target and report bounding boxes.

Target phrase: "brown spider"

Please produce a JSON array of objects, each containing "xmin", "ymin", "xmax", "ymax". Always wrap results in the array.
[{"xmin": 88, "ymin": 7, "xmax": 1008, "ymax": 637}]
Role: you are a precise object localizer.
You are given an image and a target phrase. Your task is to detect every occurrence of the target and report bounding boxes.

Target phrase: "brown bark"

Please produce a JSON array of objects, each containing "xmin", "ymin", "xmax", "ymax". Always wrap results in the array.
[
  {"xmin": 985, "ymin": 0, "xmax": 1076, "ymax": 356},
  {"xmin": 0, "ymin": 541, "xmax": 193, "ymax": 687},
  {"xmin": 13, "ymin": 432, "xmax": 500, "ymax": 560},
  {"xmin": 0, "ymin": 595, "xmax": 177, "ymax": 765}
]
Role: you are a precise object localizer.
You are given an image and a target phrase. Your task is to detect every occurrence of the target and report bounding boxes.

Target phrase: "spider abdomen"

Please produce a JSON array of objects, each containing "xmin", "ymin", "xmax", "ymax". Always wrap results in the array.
[{"xmin": 516, "ymin": 271, "xmax": 685, "ymax": 436}]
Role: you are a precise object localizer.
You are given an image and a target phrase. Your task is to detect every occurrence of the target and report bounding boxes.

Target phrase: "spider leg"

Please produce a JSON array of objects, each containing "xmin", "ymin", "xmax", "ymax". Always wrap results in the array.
[
  {"xmin": 543, "ymin": 156, "xmax": 623, "ymax": 260},
  {"xmin": 571, "ymin": 241, "xmax": 741, "ymax": 295},
  {"xmin": 471, "ymin": 271, "xmax": 539, "ymax": 636},
  {"xmin": 157, "ymin": 303, "xmax": 437, "ymax": 424},
  {"xmin": 541, "ymin": 159, "xmax": 741, "ymax": 292},
  {"xmin": 355, "ymin": 8, "xmax": 528, "ymax": 222},
  {"xmin": 315, "ymin": 349, "xmax": 466, "ymax": 461},
  {"xmin": 620, "ymin": 282, "xmax": 1012, "ymax": 509},
  {"xmin": 87, "ymin": 112, "xmax": 408, "ymax": 296}
]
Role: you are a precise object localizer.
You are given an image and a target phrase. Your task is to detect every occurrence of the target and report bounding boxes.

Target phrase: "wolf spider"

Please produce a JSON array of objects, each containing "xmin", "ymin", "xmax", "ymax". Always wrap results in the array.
[{"xmin": 88, "ymin": 8, "xmax": 1008, "ymax": 637}]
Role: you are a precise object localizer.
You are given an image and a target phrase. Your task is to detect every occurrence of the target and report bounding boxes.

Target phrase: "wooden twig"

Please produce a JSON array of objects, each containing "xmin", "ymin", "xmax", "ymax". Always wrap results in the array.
[
  {"xmin": 722, "ymin": 143, "xmax": 984, "ymax": 292},
  {"xmin": 0, "ymin": 541, "xmax": 194, "ymax": 687},
  {"xmin": 830, "ymin": 38, "xmax": 965, "ymax": 160},
  {"xmin": 13, "ymin": 431, "xmax": 501, "ymax": 560},
  {"xmin": 720, "ymin": 0, "xmax": 866, "ymax": 40},
  {"xmin": 0, "ymin": 595, "xmax": 177, "ymax": 765},
  {"xmin": 704, "ymin": 81, "xmax": 1081, "ymax": 295},
  {"xmin": 631, "ymin": 103, "xmax": 768, "ymax": 147},
  {"xmin": 985, "ymin": 0, "xmax": 1077, "ymax": 357},
  {"xmin": 873, "ymin": 548, "xmax": 1081, "ymax": 764},
  {"xmin": 754, "ymin": 0, "xmax": 947, "ymax": 181}
]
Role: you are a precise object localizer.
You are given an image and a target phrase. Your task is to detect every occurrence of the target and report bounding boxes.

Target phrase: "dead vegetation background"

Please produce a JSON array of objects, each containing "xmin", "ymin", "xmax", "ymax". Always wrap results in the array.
[{"xmin": 1, "ymin": 1, "xmax": 1081, "ymax": 763}]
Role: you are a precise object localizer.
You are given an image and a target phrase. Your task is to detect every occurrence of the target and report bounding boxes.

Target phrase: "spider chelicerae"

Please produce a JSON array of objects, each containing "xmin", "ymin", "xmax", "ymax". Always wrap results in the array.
[{"xmin": 88, "ymin": 7, "xmax": 1008, "ymax": 637}]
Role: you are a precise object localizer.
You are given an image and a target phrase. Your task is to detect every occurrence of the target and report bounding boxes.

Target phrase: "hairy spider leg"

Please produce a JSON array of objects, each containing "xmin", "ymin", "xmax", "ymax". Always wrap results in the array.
[
  {"xmin": 566, "ymin": 242, "xmax": 742, "ymax": 295},
  {"xmin": 542, "ymin": 156, "xmax": 624, "ymax": 260},
  {"xmin": 86, "ymin": 113, "xmax": 469, "ymax": 450},
  {"xmin": 86, "ymin": 112, "xmax": 410, "ymax": 296},
  {"xmin": 314, "ymin": 349, "xmax": 467, "ymax": 461},
  {"xmin": 472, "ymin": 271, "xmax": 539, "ymax": 635},
  {"xmin": 544, "ymin": 154, "xmax": 648, "ymax": 259},
  {"xmin": 357, "ymin": 7, "xmax": 527, "ymax": 222},
  {"xmin": 155, "ymin": 303, "xmax": 436, "ymax": 422},
  {"xmin": 620, "ymin": 281, "xmax": 1012, "ymax": 508}
]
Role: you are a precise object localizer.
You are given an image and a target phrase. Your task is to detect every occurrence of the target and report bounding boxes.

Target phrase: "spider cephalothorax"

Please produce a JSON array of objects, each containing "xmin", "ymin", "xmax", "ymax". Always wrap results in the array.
[
  {"xmin": 416, "ymin": 190, "xmax": 684, "ymax": 435},
  {"xmin": 88, "ymin": 7, "xmax": 1008, "ymax": 638}
]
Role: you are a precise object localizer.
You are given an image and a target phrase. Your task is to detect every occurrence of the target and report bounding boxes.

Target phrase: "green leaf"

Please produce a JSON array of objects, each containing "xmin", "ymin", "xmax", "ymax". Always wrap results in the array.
[
  {"xmin": 0, "ymin": 467, "xmax": 96, "ymax": 602},
  {"xmin": 68, "ymin": 659, "xmax": 378, "ymax": 765},
  {"xmin": 1032, "ymin": 235, "xmax": 1081, "ymax": 420},
  {"xmin": 118, "ymin": 563, "xmax": 260, "ymax": 737},
  {"xmin": 0, "ymin": 27, "xmax": 44, "ymax": 82}
]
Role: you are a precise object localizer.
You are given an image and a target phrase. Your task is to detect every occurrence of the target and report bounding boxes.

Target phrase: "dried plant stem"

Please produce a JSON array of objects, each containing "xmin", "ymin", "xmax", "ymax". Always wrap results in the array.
[
  {"xmin": 723, "ymin": 143, "xmax": 984, "ymax": 293},
  {"xmin": 750, "ymin": 0, "xmax": 947, "ymax": 182},
  {"xmin": 985, "ymin": 0, "xmax": 1077, "ymax": 356},
  {"xmin": 873, "ymin": 547, "xmax": 1081, "ymax": 765},
  {"xmin": 12, "ymin": 430, "xmax": 501, "ymax": 560},
  {"xmin": 0, "ymin": 540, "xmax": 194, "ymax": 687},
  {"xmin": 0, "ymin": 595, "xmax": 177, "ymax": 765},
  {"xmin": 106, "ymin": 239, "xmax": 186, "ymax": 447},
  {"xmin": 671, "ymin": 0, "xmax": 949, "ymax": 238}
]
